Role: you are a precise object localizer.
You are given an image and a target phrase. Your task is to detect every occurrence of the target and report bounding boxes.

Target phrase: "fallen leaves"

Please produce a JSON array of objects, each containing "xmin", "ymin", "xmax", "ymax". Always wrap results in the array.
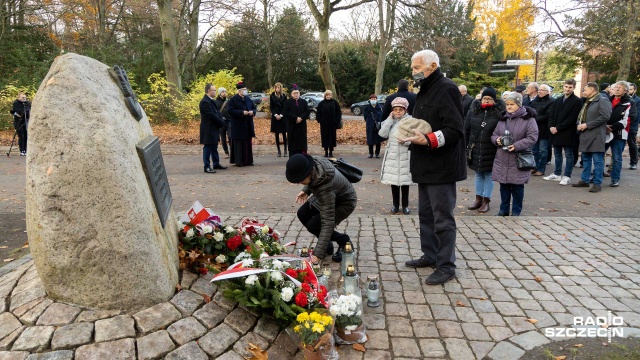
[
  {"xmin": 245, "ymin": 343, "xmax": 268, "ymax": 359},
  {"xmin": 202, "ymin": 294, "xmax": 211, "ymax": 303},
  {"xmin": 534, "ymin": 276, "xmax": 543, "ymax": 282},
  {"xmin": 353, "ymin": 343, "xmax": 366, "ymax": 352},
  {"xmin": 3, "ymin": 258, "xmax": 14, "ymax": 262},
  {"xmin": 455, "ymin": 300, "xmax": 466, "ymax": 307},
  {"xmin": 527, "ymin": 318, "xmax": 538, "ymax": 324},
  {"xmin": 555, "ymin": 356, "xmax": 567, "ymax": 360},
  {"xmin": 574, "ymin": 343, "xmax": 584, "ymax": 348}
]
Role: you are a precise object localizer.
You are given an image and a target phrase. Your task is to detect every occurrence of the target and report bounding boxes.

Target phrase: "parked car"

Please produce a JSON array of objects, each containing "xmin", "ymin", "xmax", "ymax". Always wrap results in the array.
[
  {"xmin": 350, "ymin": 95, "xmax": 387, "ymax": 116},
  {"xmin": 301, "ymin": 92, "xmax": 325, "ymax": 104},
  {"xmin": 306, "ymin": 98, "xmax": 318, "ymax": 120},
  {"xmin": 247, "ymin": 92, "xmax": 268, "ymax": 106}
]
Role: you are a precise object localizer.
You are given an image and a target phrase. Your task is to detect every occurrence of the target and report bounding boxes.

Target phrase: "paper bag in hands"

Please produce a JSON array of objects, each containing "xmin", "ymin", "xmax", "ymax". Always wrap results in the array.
[{"xmin": 396, "ymin": 117, "xmax": 432, "ymax": 141}]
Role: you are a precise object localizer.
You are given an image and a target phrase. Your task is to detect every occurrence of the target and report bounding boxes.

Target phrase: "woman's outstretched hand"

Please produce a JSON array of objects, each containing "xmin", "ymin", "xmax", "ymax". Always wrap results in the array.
[{"xmin": 296, "ymin": 191, "xmax": 308, "ymax": 204}]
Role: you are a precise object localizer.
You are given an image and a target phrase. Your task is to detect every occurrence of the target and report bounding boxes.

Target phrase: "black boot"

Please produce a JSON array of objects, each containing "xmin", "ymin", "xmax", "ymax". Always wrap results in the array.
[
  {"xmin": 283, "ymin": 144, "xmax": 288, "ymax": 157},
  {"xmin": 277, "ymin": 145, "xmax": 282, "ymax": 157},
  {"xmin": 329, "ymin": 148, "xmax": 334, "ymax": 157},
  {"xmin": 331, "ymin": 246, "xmax": 343, "ymax": 262},
  {"xmin": 324, "ymin": 148, "xmax": 329, "ymax": 157},
  {"xmin": 468, "ymin": 195, "xmax": 483, "ymax": 210}
]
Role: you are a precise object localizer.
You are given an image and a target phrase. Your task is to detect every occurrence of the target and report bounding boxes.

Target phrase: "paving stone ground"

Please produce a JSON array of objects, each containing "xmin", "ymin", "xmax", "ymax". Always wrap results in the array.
[{"xmin": 1, "ymin": 214, "xmax": 639, "ymax": 359}]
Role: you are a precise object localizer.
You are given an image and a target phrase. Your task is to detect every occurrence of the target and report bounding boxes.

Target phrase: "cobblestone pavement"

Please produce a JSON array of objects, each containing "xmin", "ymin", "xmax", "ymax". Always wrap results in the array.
[{"xmin": 1, "ymin": 214, "xmax": 639, "ymax": 360}]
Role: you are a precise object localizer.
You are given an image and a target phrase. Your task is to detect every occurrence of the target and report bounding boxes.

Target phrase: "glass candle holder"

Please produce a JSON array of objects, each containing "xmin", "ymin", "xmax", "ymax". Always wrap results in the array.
[
  {"xmin": 366, "ymin": 275, "xmax": 380, "ymax": 307},
  {"xmin": 340, "ymin": 242, "xmax": 355, "ymax": 276}
]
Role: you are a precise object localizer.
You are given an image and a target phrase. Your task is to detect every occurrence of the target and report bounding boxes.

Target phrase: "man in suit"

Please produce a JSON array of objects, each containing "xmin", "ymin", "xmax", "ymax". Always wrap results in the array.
[{"xmin": 200, "ymin": 84, "xmax": 227, "ymax": 173}]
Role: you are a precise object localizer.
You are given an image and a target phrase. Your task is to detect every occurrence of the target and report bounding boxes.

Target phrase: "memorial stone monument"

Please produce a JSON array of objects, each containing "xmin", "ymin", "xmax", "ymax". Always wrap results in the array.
[{"xmin": 25, "ymin": 53, "xmax": 179, "ymax": 310}]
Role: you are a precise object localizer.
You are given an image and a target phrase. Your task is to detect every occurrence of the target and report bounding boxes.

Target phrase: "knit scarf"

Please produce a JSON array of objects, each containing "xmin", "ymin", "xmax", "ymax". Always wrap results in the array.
[{"xmin": 577, "ymin": 94, "xmax": 599, "ymax": 124}]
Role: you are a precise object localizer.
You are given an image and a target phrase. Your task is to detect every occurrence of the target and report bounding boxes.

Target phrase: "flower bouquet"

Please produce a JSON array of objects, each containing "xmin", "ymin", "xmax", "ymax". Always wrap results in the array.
[
  {"xmin": 287, "ymin": 311, "xmax": 338, "ymax": 360},
  {"xmin": 328, "ymin": 291, "xmax": 366, "ymax": 344},
  {"xmin": 178, "ymin": 220, "xmax": 244, "ymax": 273},
  {"xmin": 241, "ymin": 218, "xmax": 287, "ymax": 256}
]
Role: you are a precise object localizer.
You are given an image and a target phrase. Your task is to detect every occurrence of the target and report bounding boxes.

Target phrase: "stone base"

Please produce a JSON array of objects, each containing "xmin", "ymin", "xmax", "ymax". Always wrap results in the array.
[{"xmin": 0, "ymin": 260, "xmax": 298, "ymax": 359}]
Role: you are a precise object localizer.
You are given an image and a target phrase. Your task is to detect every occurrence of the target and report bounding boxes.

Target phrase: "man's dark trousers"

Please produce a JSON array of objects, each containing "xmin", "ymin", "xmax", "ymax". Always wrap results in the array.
[
  {"xmin": 418, "ymin": 183, "xmax": 457, "ymax": 272},
  {"xmin": 628, "ymin": 131, "xmax": 638, "ymax": 166},
  {"xmin": 203, "ymin": 143, "xmax": 220, "ymax": 169}
]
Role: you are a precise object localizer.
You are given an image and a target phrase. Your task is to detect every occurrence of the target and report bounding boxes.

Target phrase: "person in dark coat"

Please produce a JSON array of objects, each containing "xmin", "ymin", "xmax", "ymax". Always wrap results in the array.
[
  {"xmin": 381, "ymin": 79, "xmax": 417, "ymax": 120},
  {"xmin": 199, "ymin": 84, "xmax": 226, "ymax": 173},
  {"xmin": 464, "ymin": 87, "xmax": 504, "ymax": 214},
  {"xmin": 214, "ymin": 88, "xmax": 230, "ymax": 159},
  {"xmin": 227, "ymin": 81, "xmax": 256, "ymax": 167},
  {"xmin": 600, "ymin": 83, "xmax": 610, "ymax": 99},
  {"xmin": 628, "ymin": 83, "xmax": 640, "ymax": 170},
  {"xmin": 363, "ymin": 93, "xmax": 384, "ymax": 158},
  {"xmin": 286, "ymin": 154, "xmax": 357, "ymax": 263},
  {"xmin": 284, "ymin": 86, "xmax": 310, "ymax": 156},
  {"xmin": 529, "ymin": 84, "xmax": 554, "ymax": 175},
  {"xmin": 270, "ymin": 82, "xmax": 288, "ymax": 157},
  {"xmin": 398, "ymin": 50, "xmax": 467, "ymax": 285},
  {"xmin": 605, "ymin": 81, "xmax": 634, "ymax": 187},
  {"xmin": 523, "ymin": 82, "xmax": 538, "ymax": 106},
  {"xmin": 316, "ymin": 90, "xmax": 341, "ymax": 157},
  {"xmin": 492, "ymin": 93, "xmax": 539, "ymax": 216},
  {"xmin": 545, "ymin": 79, "xmax": 583, "ymax": 185},
  {"xmin": 572, "ymin": 82, "xmax": 612, "ymax": 192},
  {"xmin": 11, "ymin": 93, "xmax": 30, "ymax": 156},
  {"xmin": 459, "ymin": 85, "xmax": 474, "ymax": 117}
]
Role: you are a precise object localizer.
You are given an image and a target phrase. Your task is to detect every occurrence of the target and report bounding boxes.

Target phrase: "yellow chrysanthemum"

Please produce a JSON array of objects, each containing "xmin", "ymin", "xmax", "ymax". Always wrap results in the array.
[
  {"xmin": 304, "ymin": 322, "xmax": 310, "ymax": 329},
  {"xmin": 321, "ymin": 315, "xmax": 333, "ymax": 325},
  {"xmin": 294, "ymin": 325, "xmax": 302, "ymax": 333},
  {"xmin": 309, "ymin": 312, "xmax": 322, "ymax": 322},
  {"xmin": 297, "ymin": 312, "xmax": 309, "ymax": 322},
  {"xmin": 312, "ymin": 323, "xmax": 325, "ymax": 333}
]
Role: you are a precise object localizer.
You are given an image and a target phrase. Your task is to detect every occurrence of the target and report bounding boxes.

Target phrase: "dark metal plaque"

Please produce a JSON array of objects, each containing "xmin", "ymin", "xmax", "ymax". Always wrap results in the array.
[{"xmin": 136, "ymin": 135, "xmax": 172, "ymax": 228}]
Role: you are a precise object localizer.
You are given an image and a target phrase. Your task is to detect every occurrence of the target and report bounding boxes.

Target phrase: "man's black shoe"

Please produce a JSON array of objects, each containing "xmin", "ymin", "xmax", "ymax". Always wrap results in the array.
[
  {"xmin": 571, "ymin": 180, "xmax": 589, "ymax": 187},
  {"xmin": 589, "ymin": 185, "xmax": 601, "ymax": 193},
  {"xmin": 331, "ymin": 247, "xmax": 343, "ymax": 263},
  {"xmin": 425, "ymin": 268, "xmax": 456, "ymax": 285},
  {"xmin": 391, "ymin": 207, "xmax": 399, "ymax": 214},
  {"xmin": 405, "ymin": 256, "xmax": 435, "ymax": 268},
  {"xmin": 403, "ymin": 207, "xmax": 411, "ymax": 215},
  {"xmin": 204, "ymin": 167, "xmax": 216, "ymax": 173},
  {"xmin": 213, "ymin": 165, "xmax": 228, "ymax": 170},
  {"xmin": 611, "ymin": 181, "xmax": 619, "ymax": 187}
]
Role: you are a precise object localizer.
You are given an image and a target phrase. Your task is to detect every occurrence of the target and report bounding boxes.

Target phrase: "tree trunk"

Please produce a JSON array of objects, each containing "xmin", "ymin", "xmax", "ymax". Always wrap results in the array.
[
  {"xmin": 157, "ymin": 0, "xmax": 182, "ymax": 96},
  {"xmin": 616, "ymin": 0, "xmax": 637, "ymax": 81},
  {"xmin": 374, "ymin": 0, "xmax": 395, "ymax": 94},
  {"xmin": 96, "ymin": 0, "xmax": 106, "ymax": 45},
  {"xmin": 317, "ymin": 24, "xmax": 337, "ymax": 97},
  {"xmin": 187, "ymin": 0, "xmax": 200, "ymax": 83},
  {"xmin": 263, "ymin": 0, "xmax": 273, "ymax": 88}
]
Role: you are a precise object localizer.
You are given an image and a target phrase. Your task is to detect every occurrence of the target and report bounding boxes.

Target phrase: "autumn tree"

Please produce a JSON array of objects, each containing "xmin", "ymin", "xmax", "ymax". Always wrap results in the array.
[
  {"xmin": 537, "ymin": 0, "xmax": 640, "ymax": 81},
  {"xmin": 305, "ymin": 0, "xmax": 374, "ymax": 99},
  {"xmin": 373, "ymin": 0, "xmax": 397, "ymax": 94}
]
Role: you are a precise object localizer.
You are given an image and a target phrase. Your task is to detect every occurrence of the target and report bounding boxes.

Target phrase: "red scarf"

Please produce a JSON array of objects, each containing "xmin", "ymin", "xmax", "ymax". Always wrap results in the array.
[
  {"xmin": 612, "ymin": 97, "xmax": 621, "ymax": 108},
  {"xmin": 481, "ymin": 103, "xmax": 494, "ymax": 109}
]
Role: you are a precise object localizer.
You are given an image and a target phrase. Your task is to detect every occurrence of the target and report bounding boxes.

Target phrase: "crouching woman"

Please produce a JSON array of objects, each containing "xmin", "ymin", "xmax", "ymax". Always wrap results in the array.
[{"xmin": 286, "ymin": 154, "xmax": 358, "ymax": 262}]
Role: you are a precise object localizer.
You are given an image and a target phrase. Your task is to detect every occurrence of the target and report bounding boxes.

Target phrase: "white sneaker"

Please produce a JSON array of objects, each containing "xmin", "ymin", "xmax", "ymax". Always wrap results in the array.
[
  {"xmin": 559, "ymin": 176, "xmax": 570, "ymax": 185},
  {"xmin": 543, "ymin": 174, "xmax": 562, "ymax": 181}
]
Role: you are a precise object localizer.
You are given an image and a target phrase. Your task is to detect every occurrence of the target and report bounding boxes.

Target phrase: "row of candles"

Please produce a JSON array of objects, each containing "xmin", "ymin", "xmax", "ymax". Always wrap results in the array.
[{"xmin": 299, "ymin": 242, "xmax": 380, "ymax": 308}]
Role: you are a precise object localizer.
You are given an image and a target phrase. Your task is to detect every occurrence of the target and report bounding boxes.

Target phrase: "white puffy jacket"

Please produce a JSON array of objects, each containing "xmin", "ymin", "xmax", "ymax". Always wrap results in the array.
[{"xmin": 378, "ymin": 114, "xmax": 414, "ymax": 186}]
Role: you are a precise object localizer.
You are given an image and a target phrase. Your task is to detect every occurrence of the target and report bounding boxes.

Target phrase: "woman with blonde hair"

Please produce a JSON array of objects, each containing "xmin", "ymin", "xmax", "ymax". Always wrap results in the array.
[
  {"xmin": 270, "ymin": 82, "xmax": 288, "ymax": 157},
  {"xmin": 316, "ymin": 90, "xmax": 341, "ymax": 157}
]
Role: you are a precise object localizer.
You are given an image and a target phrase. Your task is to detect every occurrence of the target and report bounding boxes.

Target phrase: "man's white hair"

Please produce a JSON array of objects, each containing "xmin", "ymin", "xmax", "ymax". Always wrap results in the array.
[
  {"xmin": 412, "ymin": 50, "xmax": 440, "ymax": 67},
  {"xmin": 527, "ymin": 82, "xmax": 539, "ymax": 91},
  {"xmin": 614, "ymin": 81, "xmax": 629, "ymax": 92},
  {"xmin": 540, "ymin": 84, "xmax": 551, "ymax": 92},
  {"xmin": 459, "ymin": 85, "xmax": 467, "ymax": 91}
]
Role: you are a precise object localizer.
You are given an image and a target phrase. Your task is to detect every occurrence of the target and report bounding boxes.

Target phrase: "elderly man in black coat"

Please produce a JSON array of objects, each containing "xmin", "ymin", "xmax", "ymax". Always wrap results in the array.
[
  {"xmin": 544, "ymin": 79, "xmax": 582, "ymax": 185},
  {"xmin": 530, "ymin": 84, "xmax": 554, "ymax": 176},
  {"xmin": 227, "ymin": 82, "xmax": 257, "ymax": 166},
  {"xmin": 381, "ymin": 79, "xmax": 417, "ymax": 121},
  {"xmin": 284, "ymin": 86, "xmax": 310, "ymax": 156},
  {"xmin": 199, "ymin": 84, "xmax": 226, "ymax": 173},
  {"xmin": 398, "ymin": 50, "xmax": 467, "ymax": 286}
]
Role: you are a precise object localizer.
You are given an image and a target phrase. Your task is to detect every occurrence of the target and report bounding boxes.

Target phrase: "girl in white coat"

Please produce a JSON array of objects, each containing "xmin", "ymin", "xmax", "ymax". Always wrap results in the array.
[{"xmin": 378, "ymin": 97, "xmax": 414, "ymax": 214}]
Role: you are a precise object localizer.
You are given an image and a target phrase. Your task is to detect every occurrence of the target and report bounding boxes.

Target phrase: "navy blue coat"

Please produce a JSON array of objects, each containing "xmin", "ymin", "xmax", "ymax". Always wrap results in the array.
[
  {"xmin": 363, "ymin": 103, "xmax": 384, "ymax": 145},
  {"xmin": 227, "ymin": 94, "xmax": 256, "ymax": 140},
  {"xmin": 199, "ymin": 95, "xmax": 225, "ymax": 145}
]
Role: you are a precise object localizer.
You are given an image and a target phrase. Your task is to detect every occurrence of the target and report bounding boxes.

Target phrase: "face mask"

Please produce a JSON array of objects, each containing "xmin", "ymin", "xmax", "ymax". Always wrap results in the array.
[
  {"xmin": 412, "ymin": 71, "xmax": 425, "ymax": 82},
  {"xmin": 242, "ymin": 90, "xmax": 248, "ymax": 96},
  {"xmin": 369, "ymin": 100, "xmax": 377, "ymax": 105}
]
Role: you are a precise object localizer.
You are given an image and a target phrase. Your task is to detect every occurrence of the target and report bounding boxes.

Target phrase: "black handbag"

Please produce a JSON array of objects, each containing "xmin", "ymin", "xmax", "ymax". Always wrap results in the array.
[
  {"xmin": 329, "ymin": 158, "xmax": 363, "ymax": 183},
  {"xmin": 515, "ymin": 149, "xmax": 536, "ymax": 171},
  {"xmin": 336, "ymin": 119, "xmax": 343, "ymax": 129}
]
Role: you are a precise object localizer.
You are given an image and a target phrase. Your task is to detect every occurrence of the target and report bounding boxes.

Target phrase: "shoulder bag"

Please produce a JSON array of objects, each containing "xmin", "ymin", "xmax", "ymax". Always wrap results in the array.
[
  {"xmin": 329, "ymin": 158, "xmax": 362, "ymax": 183},
  {"xmin": 515, "ymin": 148, "xmax": 536, "ymax": 171}
]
